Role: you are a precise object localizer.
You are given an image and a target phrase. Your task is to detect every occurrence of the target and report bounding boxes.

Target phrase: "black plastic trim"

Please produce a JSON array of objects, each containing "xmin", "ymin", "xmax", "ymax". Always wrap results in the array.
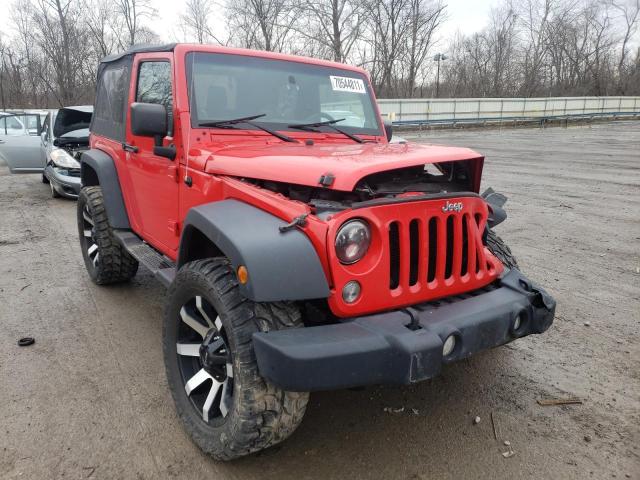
[
  {"xmin": 178, "ymin": 200, "xmax": 330, "ymax": 302},
  {"xmin": 351, "ymin": 191, "xmax": 481, "ymax": 210},
  {"xmin": 80, "ymin": 149, "xmax": 130, "ymax": 229},
  {"xmin": 253, "ymin": 268, "xmax": 556, "ymax": 391},
  {"xmin": 100, "ymin": 43, "xmax": 177, "ymax": 64}
]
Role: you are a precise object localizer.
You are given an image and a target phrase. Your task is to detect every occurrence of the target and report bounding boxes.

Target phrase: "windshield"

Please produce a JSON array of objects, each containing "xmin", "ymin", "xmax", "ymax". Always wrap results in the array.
[{"xmin": 186, "ymin": 52, "xmax": 381, "ymax": 136}]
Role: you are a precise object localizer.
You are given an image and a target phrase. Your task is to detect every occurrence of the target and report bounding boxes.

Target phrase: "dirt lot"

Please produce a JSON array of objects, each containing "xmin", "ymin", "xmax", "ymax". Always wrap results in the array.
[{"xmin": 0, "ymin": 122, "xmax": 638, "ymax": 480}]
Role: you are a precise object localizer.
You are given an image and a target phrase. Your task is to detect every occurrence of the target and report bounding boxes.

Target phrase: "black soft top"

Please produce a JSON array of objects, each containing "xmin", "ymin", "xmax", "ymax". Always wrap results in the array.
[{"xmin": 100, "ymin": 43, "xmax": 177, "ymax": 64}]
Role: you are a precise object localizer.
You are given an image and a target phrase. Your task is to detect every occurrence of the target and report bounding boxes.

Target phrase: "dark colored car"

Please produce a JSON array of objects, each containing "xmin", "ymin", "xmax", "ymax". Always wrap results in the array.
[{"xmin": 41, "ymin": 106, "xmax": 93, "ymax": 199}]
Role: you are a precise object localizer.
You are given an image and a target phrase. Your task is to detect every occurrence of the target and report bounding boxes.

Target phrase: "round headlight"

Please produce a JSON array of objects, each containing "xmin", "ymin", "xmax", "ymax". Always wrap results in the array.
[{"xmin": 335, "ymin": 219, "xmax": 371, "ymax": 264}]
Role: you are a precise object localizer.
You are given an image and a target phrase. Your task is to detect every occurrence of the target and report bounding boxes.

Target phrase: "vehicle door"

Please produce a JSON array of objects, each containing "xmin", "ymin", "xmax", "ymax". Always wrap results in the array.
[
  {"xmin": 126, "ymin": 55, "xmax": 180, "ymax": 253},
  {"xmin": 0, "ymin": 114, "xmax": 43, "ymax": 173},
  {"xmin": 40, "ymin": 112, "xmax": 52, "ymax": 167}
]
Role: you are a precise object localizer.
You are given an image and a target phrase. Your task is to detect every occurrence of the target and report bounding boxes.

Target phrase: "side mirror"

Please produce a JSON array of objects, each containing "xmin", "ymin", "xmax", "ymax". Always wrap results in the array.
[
  {"xmin": 130, "ymin": 102, "xmax": 168, "ymax": 138},
  {"xmin": 383, "ymin": 119, "xmax": 393, "ymax": 142}
]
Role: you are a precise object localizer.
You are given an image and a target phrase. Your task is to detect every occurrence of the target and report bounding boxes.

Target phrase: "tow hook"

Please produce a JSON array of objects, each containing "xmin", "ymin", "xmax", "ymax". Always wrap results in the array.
[
  {"xmin": 403, "ymin": 308, "xmax": 423, "ymax": 331},
  {"xmin": 279, "ymin": 214, "xmax": 309, "ymax": 233}
]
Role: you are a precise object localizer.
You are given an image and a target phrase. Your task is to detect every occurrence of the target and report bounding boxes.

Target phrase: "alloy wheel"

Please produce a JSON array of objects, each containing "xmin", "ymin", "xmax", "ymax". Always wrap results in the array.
[
  {"xmin": 81, "ymin": 204, "xmax": 99, "ymax": 268},
  {"xmin": 176, "ymin": 295, "xmax": 233, "ymax": 423}
]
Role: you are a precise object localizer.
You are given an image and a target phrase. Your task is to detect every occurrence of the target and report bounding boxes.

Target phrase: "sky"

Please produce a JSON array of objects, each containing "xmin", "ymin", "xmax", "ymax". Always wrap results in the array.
[{"xmin": 0, "ymin": 0, "xmax": 497, "ymax": 52}]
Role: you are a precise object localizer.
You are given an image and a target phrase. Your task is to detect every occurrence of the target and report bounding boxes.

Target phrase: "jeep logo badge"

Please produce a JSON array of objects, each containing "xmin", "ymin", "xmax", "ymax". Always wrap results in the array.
[{"xmin": 442, "ymin": 201, "xmax": 463, "ymax": 213}]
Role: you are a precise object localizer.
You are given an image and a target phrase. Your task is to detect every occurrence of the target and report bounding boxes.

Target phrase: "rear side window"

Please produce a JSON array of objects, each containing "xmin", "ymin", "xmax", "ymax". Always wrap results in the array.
[
  {"xmin": 136, "ymin": 61, "xmax": 173, "ymax": 111},
  {"xmin": 0, "ymin": 115, "xmax": 24, "ymax": 134},
  {"xmin": 92, "ymin": 57, "xmax": 131, "ymax": 141}
]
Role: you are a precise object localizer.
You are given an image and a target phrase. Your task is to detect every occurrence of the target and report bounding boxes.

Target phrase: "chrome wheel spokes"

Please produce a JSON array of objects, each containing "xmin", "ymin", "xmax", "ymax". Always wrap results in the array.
[
  {"xmin": 82, "ymin": 205, "xmax": 99, "ymax": 268},
  {"xmin": 180, "ymin": 306, "xmax": 209, "ymax": 338},
  {"xmin": 177, "ymin": 296, "xmax": 233, "ymax": 421}
]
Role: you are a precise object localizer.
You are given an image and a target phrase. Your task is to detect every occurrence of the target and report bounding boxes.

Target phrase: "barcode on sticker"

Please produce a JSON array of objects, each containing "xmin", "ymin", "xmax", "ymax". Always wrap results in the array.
[{"xmin": 330, "ymin": 76, "xmax": 366, "ymax": 94}]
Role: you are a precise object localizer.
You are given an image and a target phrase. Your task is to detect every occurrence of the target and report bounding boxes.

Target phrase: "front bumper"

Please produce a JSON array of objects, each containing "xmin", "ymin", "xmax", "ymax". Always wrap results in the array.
[
  {"xmin": 45, "ymin": 165, "xmax": 81, "ymax": 199},
  {"xmin": 253, "ymin": 268, "xmax": 555, "ymax": 391}
]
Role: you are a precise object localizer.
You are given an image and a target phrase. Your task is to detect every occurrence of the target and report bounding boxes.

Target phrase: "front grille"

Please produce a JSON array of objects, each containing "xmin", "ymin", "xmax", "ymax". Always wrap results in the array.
[
  {"xmin": 327, "ymin": 195, "xmax": 502, "ymax": 317},
  {"xmin": 388, "ymin": 212, "xmax": 486, "ymax": 290}
]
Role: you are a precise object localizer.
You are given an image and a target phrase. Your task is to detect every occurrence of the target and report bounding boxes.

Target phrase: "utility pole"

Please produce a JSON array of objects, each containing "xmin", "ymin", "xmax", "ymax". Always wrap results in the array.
[{"xmin": 433, "ymin": 53, "xmax": 447, "ymax": 98}]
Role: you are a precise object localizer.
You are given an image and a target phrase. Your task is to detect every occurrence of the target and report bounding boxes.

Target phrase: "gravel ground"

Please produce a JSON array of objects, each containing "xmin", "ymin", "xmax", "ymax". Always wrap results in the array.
[{"xmin": 0, "ymin": 121, "xmax": 638, "ymax": 480}]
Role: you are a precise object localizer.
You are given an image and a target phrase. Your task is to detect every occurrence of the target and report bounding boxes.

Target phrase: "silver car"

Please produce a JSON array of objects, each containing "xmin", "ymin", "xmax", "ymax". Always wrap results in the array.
[{"xmin": 41, "ymin": 106, "xmax": 93, "ymax": 199}]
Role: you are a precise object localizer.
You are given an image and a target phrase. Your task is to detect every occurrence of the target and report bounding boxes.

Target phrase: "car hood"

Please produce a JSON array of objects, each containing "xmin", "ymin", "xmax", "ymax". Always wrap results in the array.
[
  {"xmin": 54, "ymin": 106, "xmax": 93, "ymax": 139},
  {"xmin": 203, "ymin": 141, "xmax": 482, "ymax": 191}
]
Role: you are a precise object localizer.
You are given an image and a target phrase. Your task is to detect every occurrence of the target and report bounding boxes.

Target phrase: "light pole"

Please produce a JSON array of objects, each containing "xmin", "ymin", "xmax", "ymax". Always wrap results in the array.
[{"xmin": 433, "ymin": 53, "xmax": 447, "ymax": 98}]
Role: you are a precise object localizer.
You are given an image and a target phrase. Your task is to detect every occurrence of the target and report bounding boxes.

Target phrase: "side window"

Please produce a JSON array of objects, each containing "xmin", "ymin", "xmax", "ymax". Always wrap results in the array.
[
  {"xmin": 92, "ymin": 57, "xmax": 131, "ymax": 141},
  {"xmin": 0, "ymin": 115, "xmax": 25, "ymax": 135},
  {"xmin": 136, "ymin": 61, "xmax": 173, "ymax": 112}
]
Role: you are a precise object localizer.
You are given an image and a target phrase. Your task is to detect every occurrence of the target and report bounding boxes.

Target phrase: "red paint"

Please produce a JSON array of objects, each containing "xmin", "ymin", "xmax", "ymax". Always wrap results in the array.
[
  {"xmin": 325, "ymin": 197, "xmax": 503, "ymax": 317},
  {"xmin": 90, "ymin": 44, "xmax": 498, "ymax": 318}
]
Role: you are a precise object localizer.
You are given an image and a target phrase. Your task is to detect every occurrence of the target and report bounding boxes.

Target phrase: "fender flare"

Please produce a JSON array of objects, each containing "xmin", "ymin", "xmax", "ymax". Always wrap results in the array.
[
  {"xmin": 482, "ymin": 187, "xmax": 507, "ymax": 228},
  {"xmin": 80, "ymin": 149, "xmax": 130, "ymax": 229},
  {"xmin": 178, "ymin": 200, "xmax": 330, "ymax": 302}
]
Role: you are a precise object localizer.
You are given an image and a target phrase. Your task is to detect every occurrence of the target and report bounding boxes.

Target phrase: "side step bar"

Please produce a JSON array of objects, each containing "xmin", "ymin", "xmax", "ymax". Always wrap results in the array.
[{"xmin": 113, "ymin": 230, "xmax": 176, "ymax": 287}]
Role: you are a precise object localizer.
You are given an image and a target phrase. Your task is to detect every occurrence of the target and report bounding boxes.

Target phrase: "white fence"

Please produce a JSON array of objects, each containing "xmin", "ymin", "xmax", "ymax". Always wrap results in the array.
[{"xmin": 377, "ymin": 96, "xmax": 640, "ymax": 125}]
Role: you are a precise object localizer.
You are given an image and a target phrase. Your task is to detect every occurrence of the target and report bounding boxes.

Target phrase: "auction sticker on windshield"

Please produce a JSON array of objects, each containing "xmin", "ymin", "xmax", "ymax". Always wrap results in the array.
[{"xmin": 330, "ymin": 76, "xmax": 367, "ymax": 94}]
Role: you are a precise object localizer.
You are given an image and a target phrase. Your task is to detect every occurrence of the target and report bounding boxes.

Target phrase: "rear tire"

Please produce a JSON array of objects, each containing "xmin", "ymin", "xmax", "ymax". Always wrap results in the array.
[
  {"xmin": 163, "ymin": 258, "xmax": 309, "ymax": 461},
  {"xmin": 486, "ymin": 229, "xmax": 519, "ymax": 270},
  {"xmin": 77, "ymin": 186, "xmax": 138, "ymax": 284}
]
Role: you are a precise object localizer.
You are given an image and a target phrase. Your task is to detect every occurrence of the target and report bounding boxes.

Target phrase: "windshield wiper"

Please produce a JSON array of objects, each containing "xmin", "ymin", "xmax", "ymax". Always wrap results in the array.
[
  {"xmin": 199, "ymin": 114, "xmax": 298, "ymax": 143},
  {"xmin": 288, "ymin": 118, "xmax": 364, "ymax": 144}
]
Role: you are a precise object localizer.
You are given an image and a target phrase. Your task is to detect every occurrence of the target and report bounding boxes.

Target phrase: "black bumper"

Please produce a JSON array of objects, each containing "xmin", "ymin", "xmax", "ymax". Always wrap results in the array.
[{"xmin": 253, "ymin": 269, "xmax": 555, "ymax": 392}]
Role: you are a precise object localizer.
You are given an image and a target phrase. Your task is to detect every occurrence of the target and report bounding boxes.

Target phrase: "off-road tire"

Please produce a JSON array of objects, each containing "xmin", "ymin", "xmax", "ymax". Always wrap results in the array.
[
  {"xmin": 486, "ymin": 229, "xmax": 519, "ymax": 270},
  {"xmin": 77, "ymin": 186, "xmax": 138, "ymax": 284},
  {"xmin": 163, "ymin": 258, "xmax": 309, "ymax": 461}
]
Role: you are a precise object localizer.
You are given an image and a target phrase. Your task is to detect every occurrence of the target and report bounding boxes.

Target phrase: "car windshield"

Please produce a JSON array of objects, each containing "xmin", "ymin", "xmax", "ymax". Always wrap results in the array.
[{"xmin": 186, "ymin": 52, "xmax": 381, "ymax": 136}]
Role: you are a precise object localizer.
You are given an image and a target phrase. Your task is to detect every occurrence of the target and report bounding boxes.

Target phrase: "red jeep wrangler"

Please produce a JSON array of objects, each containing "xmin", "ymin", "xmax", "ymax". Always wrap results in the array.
[{"xmin": 78, "ymin": 43, "xmax": 555, "ymax": 460}]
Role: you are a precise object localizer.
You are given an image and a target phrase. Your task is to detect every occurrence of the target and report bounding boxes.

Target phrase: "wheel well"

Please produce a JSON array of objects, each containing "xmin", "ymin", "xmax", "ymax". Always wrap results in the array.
[
  {"xmin": 81, "ymin": 163, "xmax": 99, "ymax": 186},
  {"xmin": 179, "ymin": 226, "xmax": 225, "ymax": 267}
]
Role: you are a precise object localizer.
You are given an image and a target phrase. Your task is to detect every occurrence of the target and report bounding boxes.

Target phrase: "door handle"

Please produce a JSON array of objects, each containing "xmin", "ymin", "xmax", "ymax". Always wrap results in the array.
[{"xmin": 122, "ymin": 142, "xmax": 138, "ymax": 153}]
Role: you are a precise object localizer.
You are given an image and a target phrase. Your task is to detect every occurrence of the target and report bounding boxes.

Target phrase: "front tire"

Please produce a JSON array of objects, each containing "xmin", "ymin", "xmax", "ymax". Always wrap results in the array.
[
  {"xmin": 163, "ymin": 258, "xmax": 309, "ymax": 461},
  {"xmin": 77, "ymin": 186, "xmax": 138, "ymax": 284}
]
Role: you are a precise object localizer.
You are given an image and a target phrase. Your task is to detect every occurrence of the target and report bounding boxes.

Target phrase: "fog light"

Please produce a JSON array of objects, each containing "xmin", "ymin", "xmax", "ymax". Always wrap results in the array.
[
  {"xmin": 514, "ymin": 312, "xmax": 525, "ymax": 331},
  {"xmin": 442, "ymin": 335, "xmax": 456, "ymax": 357},
  {"xmin": 342, "ymin": 281, "xmax": 361, "ymax": 304}
]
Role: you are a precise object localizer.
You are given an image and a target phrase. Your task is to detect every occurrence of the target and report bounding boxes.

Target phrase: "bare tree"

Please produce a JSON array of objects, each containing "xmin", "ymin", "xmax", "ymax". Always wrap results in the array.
[
  {"xmin": 113, "ymin": 0, "xmax": 157, "ymax": 47},
  {"xmin": 226, "ymin": 0, "xmax": 297, "ymax": 51},
  {"xmin": 291, "ymin": 0, "xmax": 364, "ymax": 62},
  {"xmin": 179, "ymin": 0, "xmax": 225, "ymax": 44},
  {"xmin": 83, "ymin": 0, "xmax": 120, "ymax": 58},
  {"xmin": 611, "ymin": 0, "xmax": 640, "ymax": 92},
  {"xmin": 402, "ymin": 0, "xmax": 446, "ymax": 96}
]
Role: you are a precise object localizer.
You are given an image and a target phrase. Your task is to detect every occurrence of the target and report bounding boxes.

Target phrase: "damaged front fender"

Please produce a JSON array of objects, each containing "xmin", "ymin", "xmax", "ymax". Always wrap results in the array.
[{"xmin": 482, "ymin": 187, "xmax": 508, "ymax": 228}]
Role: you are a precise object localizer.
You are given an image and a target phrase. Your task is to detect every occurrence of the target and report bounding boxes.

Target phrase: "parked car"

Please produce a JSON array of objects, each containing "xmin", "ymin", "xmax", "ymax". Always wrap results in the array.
[
  {"xmin": 78, "ymin": 43, "xmax": 556, "ymax": 461},
  {"xmin": 0, "ymin": 111, "xmax": 44, "ymax": 173},
  {"xmin": 41, "ymin": 106, "xmax": 93, "ymax": 198}
]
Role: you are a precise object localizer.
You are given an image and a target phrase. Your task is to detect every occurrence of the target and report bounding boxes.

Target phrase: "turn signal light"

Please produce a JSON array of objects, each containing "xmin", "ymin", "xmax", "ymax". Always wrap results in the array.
[{"xmin": 237, "ymin": 265, "xmax": 248, "ymax": 284}]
